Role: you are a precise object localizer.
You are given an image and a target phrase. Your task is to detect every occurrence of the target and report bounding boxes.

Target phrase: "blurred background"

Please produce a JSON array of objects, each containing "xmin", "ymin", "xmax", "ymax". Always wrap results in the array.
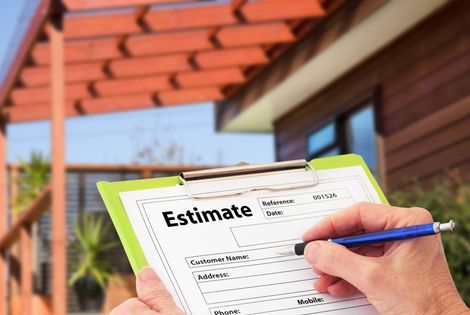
[{"xmin": 0, "ymin": 0, "xmax": 468, "ymax": 314}]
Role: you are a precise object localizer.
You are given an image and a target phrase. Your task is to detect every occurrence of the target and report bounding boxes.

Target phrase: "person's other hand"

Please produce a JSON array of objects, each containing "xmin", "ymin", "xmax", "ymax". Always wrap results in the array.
[
  {"xmin": 303, "ymin": 202, "xmax": 469, "ymax": 315},
  {"xmin": 110, "ymin": 267, "xmax": 184, "ymax": 315}
]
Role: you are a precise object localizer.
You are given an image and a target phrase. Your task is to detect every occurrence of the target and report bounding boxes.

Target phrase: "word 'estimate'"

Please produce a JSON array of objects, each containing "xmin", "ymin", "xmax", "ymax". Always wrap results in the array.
[{"xmin": 162, "ymin": 205, "xmax": 253, "ymax": 227}]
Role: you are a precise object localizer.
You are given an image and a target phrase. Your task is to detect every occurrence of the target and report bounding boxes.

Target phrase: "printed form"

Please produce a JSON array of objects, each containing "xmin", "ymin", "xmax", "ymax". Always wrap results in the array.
[{"xmin": 120, "ymin": 165, "xmax": 381, "ymax": 315}]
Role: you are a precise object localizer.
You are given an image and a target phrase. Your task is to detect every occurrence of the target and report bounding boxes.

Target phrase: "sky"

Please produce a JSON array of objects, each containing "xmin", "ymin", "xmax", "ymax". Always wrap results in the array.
[{"xmin": 0, "ymin": 1, "xmax": 275, "ymax": 166}]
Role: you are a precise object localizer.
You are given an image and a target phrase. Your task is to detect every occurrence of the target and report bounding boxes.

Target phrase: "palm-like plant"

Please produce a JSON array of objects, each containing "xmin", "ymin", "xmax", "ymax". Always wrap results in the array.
[
  {"xmin": 69, "ymin": 213, "xmax": 118, "ymax": 290},
  {"xmin": 14, "ymin": 151, "xmax": 50, "ymax": 213}
]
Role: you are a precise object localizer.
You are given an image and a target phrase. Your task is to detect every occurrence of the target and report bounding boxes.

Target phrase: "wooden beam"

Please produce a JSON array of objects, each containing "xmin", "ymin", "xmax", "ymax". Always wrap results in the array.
[
  {"xmin": 0, "ymin": 186, "xmax": 51, "ymax": 250},
  {"xmin": 159, "ymin": 87, "xmax": 224, "ymax": 105},
  {"xmin": 94, "ymin": 75, "xmax": 171, "ymax": 97},
  {"xmin": 64, "ymin": 12, "xmax": 141, "ymax": 39},
  {"xmin": 31, "ymin": 38, "xmax": 123, "ymax": 65},
  {"xmin": 109, "ymin": 54, "xmax": 191, "ymax": 77},
  {"xmin": 217, "ymin": 22, "xmax": 295, "ymax": 47},
  {"xmin": 62, "ymin": 0, "xmax": 189, "ymax": 11},
  {"xmin": 80, "ymin": 93, "xmax": 155, "ymax": 114},
  {"xmin": 10, "ymin": 83, "xmax": 90, "ymax": 105},
  {"xmin": 176, "ymin": 67, "xmax": 245, "ymax": 88},
  {"xmin": 126, "ymin": 29, "xmax": 213, "ymax": 56},
  {"xmin": 0, "ymin": 119, "xmax": 7, "ymax": 315},
  {"xmin": 0, "ymin": 0, "xmax": 50, "ymax": 111},
  {"xmin": 6, "ymin": 102, "xmax": 77, "ymax": 123},
  {"xmin": 241, "ymin": 0, "xmax": 325, "ymax": 22},
  {"xmin": 21, "ymin": 62, "xmax": 106, "ymax": 87},
  {"xmin": 20, "ymin": 225, "xmax": 32, "ymax": 315},
  {"xmin": 144, "ymin": 4, "xmax": 237, "ymax": 32},
  {"xmin": 195, "ymin": 47, "xmax": 269, "ymax": 69},
  {"xmin": 48, "ymin": 18, "xmax": 67, "ymax": 315}
]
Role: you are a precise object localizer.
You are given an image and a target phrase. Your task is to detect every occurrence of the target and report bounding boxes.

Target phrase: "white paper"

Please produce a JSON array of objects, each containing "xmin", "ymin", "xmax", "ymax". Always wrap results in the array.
[{"xmin": 120, "ymin": 165, "xmax": 381, "ymax": 314}]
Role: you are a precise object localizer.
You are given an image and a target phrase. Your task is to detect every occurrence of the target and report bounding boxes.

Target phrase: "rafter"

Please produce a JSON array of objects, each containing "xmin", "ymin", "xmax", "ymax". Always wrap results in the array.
[
  {"xmin": 217, "ymin": 22, "xmax": 295, "ymax": 47},
  {"xmin": 10, "ymin": 83, "xmax": 90, "ymax": 105},
  {"xmin": 62, "ymin": 0, "xmax": 191, "ymax": 11},
  {"xmin": 144, "ymin": 3, "xmax": 237, "ymax": 32},
  {"xmin": 176, "ymin": 67, "xmax": 245, "ymax": 88},
  {"xmin": 109, "ymin": 54, "xmax": 191, "ymax": 77},
  {"xmin": 21, "ymin": 62, "xmax": 105, "ymax": 87},
  {"xmin": 126, "ymin": 29, "xmax": 213, "ymax": 56},
  {"xmin": 241, "ymin": 0, "xmax": 325, "ymax": 22},
  {"xmin": 159, "ymin": 87, "xmax": 224, "ymax": 105},
  {"xmin": 94, "ymin": 75, "xmax": 171, "ymax": 97},
  {"xmin": 195, "ymin": 47, "xmax": 269, "ymax": 69}
]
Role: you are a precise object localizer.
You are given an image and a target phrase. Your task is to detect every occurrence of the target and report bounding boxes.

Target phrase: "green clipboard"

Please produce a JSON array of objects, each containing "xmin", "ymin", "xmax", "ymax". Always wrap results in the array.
[{"xmin": 97, "ymin": 154, "xmax": 388, "ymax": 274}]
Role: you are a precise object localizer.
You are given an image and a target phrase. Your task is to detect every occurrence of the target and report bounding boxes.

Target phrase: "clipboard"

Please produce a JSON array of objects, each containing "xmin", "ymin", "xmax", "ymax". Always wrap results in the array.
[{"xmin": 97, "ymin": 154, "xmax": 388, "ymax": 274}]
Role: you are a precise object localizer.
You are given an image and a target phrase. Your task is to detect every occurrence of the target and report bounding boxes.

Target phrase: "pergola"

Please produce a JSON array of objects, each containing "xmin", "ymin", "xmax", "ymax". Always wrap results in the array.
[{"xmin": 0, "ymin": 0, "xmax": 336, "ymax": 313}]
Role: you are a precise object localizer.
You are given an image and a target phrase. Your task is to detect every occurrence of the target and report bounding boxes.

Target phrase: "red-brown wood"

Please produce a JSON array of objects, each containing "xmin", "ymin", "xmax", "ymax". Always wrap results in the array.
[
  {"xmin": 110, "ymin": 54, "xmax": 191, "ymax": 77},
  {"xmin": 176, "ymin": 67, "xmax": 245, "ymax": 88},
  {"xmin": 21, "ymin": 62, "xmax": 105, "ymax": 86},
  {"xmin": 48, "ymin": 20, "xmax": 67, "ymax": 315},
  {"xmin": 217, "ymin": 22, "xmax": 295, "ymax": 47},
  {"xmin": 11, "ymin": 83, "xmax": 89, "ymax": 105},
  {"xmin": 20, "ymin": 226, "xmax": 32, "ymax": 315},
  {"xmin": 145, "ymin": 4, "xmax": 237, "ymax": 31},
  {"xmin": 0, "ymin": 121, "xmax": 6, "ymax": 314},
  {"xmin": 4, "ymin": 0, "xmax": 336, "ymax": 121},
  {"xmin": 94, "ymin": 75, "xmax": 171, "ymax": 96},
  {"xmin": 0, "ymin": 0, "xmax": 50, "ymax": 110},
  {"xmin": 126, "ymin": 29, "xmax": 213, "ymax": 56},
  {"xmin": 63, "ymin": 0, "xmax": 188, "ymax": 11},
  {"xmin": 6, "ymin": 102, "xmax": 77, "ymax": 123},
  {"xmin": 195, "ymin": 47, "xmax": 269, "ymax": 69},
  {"xmin": 64, "ymin": 12, "xmax": 141, "ymax": 39},
  {"xmin": 31, "ymin": 38, "xmax": 123, "ymax": 65},
  {"xmin": 81, "ymin": 93, "xmax": 155, "ymax": 114},
  {"xmin": 159, "ymin": 87, "xmax": 224, "ymax": 105},
  {"xmin": 241, "ymin": 0, "xmax": 325, "ymax": 22},
  {"xmin": 0, "ymin": 187, "xmax": 51, "ymax": 250}
]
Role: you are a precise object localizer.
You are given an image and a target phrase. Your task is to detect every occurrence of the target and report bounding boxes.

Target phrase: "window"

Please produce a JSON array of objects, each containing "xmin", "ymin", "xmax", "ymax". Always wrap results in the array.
[{"xmin": 307, "ymin": 105, "xmax": 379, "ymax": 179}]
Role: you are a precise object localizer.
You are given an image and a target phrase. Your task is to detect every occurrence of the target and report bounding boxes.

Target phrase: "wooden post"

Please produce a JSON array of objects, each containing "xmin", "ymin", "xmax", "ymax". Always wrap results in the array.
[
  {"xmin": 49, "ymin": 16, "xmax": 67, "ymax": 315},
  {"xmin": 0, "ymin": 119, "xmax": 7, "ymax": 315},
  {"xmin": 10, "ymin": 165, "xmax": 20, "ymax": 298},
  {"xmin": 141, "ymin": 168, "xmax": 153, "ymax": 179},
  {"xmin": 20, "ymin": 225, "xmax": 32, "ymax": 315}
]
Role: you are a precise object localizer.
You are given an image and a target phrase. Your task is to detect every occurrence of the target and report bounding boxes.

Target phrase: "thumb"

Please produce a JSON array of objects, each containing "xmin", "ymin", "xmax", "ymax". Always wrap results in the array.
[
  {"xmin": 136, "ymin": 267, "xmax": 179, "ymax": 312},
  {"xmin": 305, "ymin": 241, "xmax": 379, "ymax": 293}
]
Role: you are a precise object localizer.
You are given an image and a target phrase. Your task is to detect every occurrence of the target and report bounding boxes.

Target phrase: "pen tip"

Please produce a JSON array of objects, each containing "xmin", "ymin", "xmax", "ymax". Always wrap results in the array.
[{"xmin": 275, "ymin": 246, "xmax": 295, "ymax": 256}]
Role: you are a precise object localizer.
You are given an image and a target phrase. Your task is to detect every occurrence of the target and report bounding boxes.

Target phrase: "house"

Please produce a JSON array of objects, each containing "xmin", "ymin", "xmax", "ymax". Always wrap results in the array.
[{"xmin": 216, "ymin": 0, "xmax": 470, "ymax": 190}]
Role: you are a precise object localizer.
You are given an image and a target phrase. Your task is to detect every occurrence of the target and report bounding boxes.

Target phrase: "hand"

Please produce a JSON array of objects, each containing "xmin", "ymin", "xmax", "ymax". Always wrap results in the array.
[
  {"xmin": 302, "ymin": 202, "xmax": 469, "ymax": 315},
  {"xmin": 110, "ymin": 267, "xmax": 184, "ymax": 315}
]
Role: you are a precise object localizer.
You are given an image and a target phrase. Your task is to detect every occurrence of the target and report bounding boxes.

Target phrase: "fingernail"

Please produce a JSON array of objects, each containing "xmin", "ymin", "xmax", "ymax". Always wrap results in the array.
[
  {"xmin": 138, "ymin": 267, "xmax": 159, "ymax": 283},
  {"xmin": 305, "ymin": 242, "xmax": 320, "ymax": 263}
]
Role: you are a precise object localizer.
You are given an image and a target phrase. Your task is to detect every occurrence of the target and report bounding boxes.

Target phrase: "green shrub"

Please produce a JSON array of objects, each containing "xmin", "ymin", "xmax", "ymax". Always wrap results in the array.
[
  {"xmin": 69, "ymin": 213, "xmax": 119, "ymax": 290},
  {"xmin": 14, "ymin": 151, "xmax": 50, "ymax": 214},
  {"xmin": 389, "ymin": 170, "xmax": 470, "ymax": 305}
]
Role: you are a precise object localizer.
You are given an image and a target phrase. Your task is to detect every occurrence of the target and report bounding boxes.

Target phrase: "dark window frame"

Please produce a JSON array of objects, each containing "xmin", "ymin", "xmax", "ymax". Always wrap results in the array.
[{"xmin": 306, "ymin": 88, "xmax": 381, "ymax": 161}]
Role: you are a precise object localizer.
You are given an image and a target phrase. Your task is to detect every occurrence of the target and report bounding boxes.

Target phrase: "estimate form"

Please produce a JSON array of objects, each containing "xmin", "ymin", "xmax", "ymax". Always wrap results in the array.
[{"xmin": 119, "ymin": 165, "xmax": 381, "ymax": 315}]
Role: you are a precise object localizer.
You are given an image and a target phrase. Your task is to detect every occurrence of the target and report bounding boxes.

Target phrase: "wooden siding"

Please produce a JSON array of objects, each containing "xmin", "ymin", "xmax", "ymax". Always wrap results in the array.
[{"xmin": 274, "ymin": 0, "xmax": 470, "ymax": 189}]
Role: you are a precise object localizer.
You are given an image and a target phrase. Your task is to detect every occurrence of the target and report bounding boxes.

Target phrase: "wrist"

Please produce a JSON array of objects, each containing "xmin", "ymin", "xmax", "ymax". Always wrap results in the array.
[{"xmin": 425, "ymin": 291, "xmax": 468, "ymax": 315}]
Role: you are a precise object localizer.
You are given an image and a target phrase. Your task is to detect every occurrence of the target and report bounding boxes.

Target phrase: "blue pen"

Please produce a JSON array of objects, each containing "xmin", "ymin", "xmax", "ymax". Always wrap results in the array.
[{"xmin": 277, "ymin": 220, "xmax": 456, "ymax": 256}]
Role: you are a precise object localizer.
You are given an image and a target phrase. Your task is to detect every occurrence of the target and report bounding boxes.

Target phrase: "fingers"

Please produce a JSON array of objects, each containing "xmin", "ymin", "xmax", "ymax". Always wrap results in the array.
[
  {"xmin": 314, "ymin": 274, "xmax": 340, "ymax": 292},
  {"xmin": 136, "ymin": 267, "xmax": 181, "ymax": 313},
  {"xmin": 304, "ymin": 240, "xmax": 377, "ymax": 293},
  {"xmin": 109, "ymin": 298, "xmax": 155, "ymax": 315},
  {"xmin": 302, "ymin": 202, "xmax": 433, "ymax": 242},
  {"xmin": 327, "ymin": 280, "xmax": 360, "ymax": 297}
]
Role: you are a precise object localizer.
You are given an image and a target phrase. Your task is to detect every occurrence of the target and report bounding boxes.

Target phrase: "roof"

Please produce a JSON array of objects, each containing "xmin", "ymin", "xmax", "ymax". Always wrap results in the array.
[
  {"xmin": 0, "ymin": 0, "xmax": 336, "ymax": 124},
  {"xmin": 216, "ymin": 0, "xmax": 449, "ymax": 132}
]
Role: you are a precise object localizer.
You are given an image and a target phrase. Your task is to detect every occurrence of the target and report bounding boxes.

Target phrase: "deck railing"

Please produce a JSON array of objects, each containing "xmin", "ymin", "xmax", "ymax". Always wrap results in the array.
[{"xmin": 1, "ymin": 163, "xmax": 216, "ymax": 315}]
